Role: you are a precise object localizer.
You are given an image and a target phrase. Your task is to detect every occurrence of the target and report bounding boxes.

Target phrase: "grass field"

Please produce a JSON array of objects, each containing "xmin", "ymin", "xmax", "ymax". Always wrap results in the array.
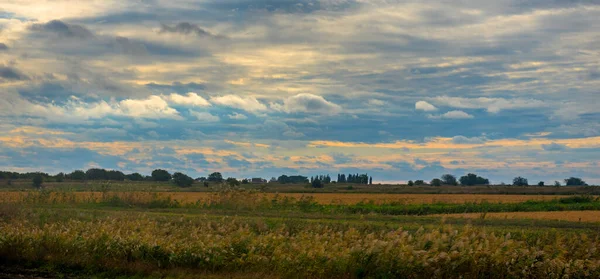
[
  {"xmin": 0, "ymin": 191, "xmax": 573, "ymax": 204},
  {"xmin": 2, "ymin": 181, "xmax": 600, "ymax": 278},
  {"xmin": 438, "ymin": 211, "xmax": 600, "ymax": 223}
]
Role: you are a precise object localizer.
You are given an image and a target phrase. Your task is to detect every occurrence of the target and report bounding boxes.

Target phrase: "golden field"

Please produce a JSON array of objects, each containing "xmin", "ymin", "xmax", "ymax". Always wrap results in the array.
[
  {"xmin": 437, "ymin": 211, "xmax": 600, "ymax": 223},
  {"xmin": 0, "ymin": 191, "xmax": 570, "ymax": 205}
]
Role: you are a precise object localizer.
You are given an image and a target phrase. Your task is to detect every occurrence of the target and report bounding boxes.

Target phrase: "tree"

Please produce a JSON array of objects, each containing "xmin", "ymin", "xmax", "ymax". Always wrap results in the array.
[
  {"xmin": 369, "ymin": 176, "xmax": 373, "ymax": 185},
  {"xmin": 430, "ymin": 178, "xmax": 442, "ymax": 186},
  {"xmin": 564, "ymin": 177, "xmax": 587, "ymax": 186},
  {"xmin": 512, "ymin": 176, "xmax": 529, "ymax": 186},
  {"xmin": 554, "ymin": 181, "xmax": 561, "ymax": 187},
  {"xmin": 55, "ymin": 172, "xmax": 65, "ymax": 182},
  {"xmin": 106, "ymin": 170, "xmax": 125, "ymax": 181},
  {"xmin": 414, "ymin": 180, "xmax": 426, "ymax": 186},
  {"xmin": 172, "ymin": 172, "xmax": 194, "ymax": 187},
  {"xmin": 126, "ymin": 173, "xmax": 144, "ymax": 181},
  {"xmin": 459, "ymin": 173, "xmax": 490, "ymax": 186},
  {"xmin": 32, "ymin": 174, "xmax": 43, "ymax": 189},
  {"xmin": 241, "ymin": 179, "xmax": 249, "ymax": 184},
  {"xmin": 68, "ymin": 170, "xmax": 86, "ymax": 180},
  {"xmin": 208, "ymin": 172, "xmax": 224, "ymax": 182},
  {"xmin": 311, "ymin": 178, "xmax": 323, "ymax": 188},
  {"xmin": 537, "ymin": 181, "xmax": 545, "ymax": 186},
  {"xmin": 86, "ymin": 168, "xmax": 107, "ymax": 180},
  {"xmin": 441, "ymin": 174, "xmax": 458, "ymax": 186},
  {"xmin": 151, "ymin": 169, "xmax": 172, "ymax": 181},
  {"xmin": 407, "ymin": 180, "xmax": 414, "ymax": 186},
  {"xmin": 226, "ymin": 177, "xmax": 240, "ymax": 187}
]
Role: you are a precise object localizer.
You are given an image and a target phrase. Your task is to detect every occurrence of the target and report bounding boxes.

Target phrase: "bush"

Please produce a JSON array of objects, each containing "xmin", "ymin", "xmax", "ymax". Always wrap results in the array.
[{"xmin": 430, "ymin": 178, "xmax": 442, "ymax": 186}]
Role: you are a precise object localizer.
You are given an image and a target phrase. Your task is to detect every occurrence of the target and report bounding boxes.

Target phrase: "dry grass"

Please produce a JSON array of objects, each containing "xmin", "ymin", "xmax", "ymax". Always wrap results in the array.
[
  {"xmin": 437, "ymin": 211, "xmax": 600, "ymax": 223},
  {"xmin": 0, "ymin": 191, "xmax": 571, "ymax": 205}
]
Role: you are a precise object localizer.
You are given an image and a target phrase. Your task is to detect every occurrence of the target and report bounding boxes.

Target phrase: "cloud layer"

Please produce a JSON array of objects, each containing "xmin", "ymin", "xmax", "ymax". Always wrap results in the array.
[{"xmin": 1, "ymin": 1, "xmax": 599, "ymax": 183}]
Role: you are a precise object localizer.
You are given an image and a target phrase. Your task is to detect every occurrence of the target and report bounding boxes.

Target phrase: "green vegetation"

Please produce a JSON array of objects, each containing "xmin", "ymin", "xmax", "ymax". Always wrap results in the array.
[{"xmin": 2, "ymin": 189, "xmax": 600, "ymax": 278}]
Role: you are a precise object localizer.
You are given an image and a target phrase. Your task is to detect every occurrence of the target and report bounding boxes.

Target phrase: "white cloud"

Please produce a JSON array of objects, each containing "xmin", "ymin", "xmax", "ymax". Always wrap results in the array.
[
  {"xmin": 210, "ymin": 95, "xmax": 268, "ymax": 113},
  {"xmin": 228, "ymin": 112, "xmax": 248, "ymax": 120},
  {"xmin": 0, "ymin": 92, "xmax": 182, "ymax": 121},
  {"xmin": 368, "ymin": 99, "xmax": 386, "ymax": 106},
  {"xmin": 415, "ymin": 101, "xmax": 437, "ymax": 111},
  {"xmin": 166, "ymin": 92, "xmax": 210, "ymax": 107},
  {"xmin": 441, "ymin": 110, "xmax": 474, "ymax": 119},
  {"xmin": 431, "ymin": 96, "xmax": 546, "ymax": 113},
  {"xmin": 189, "ymin": 110, "xmax": 219, "ymax": 122},
  {"xmin": 428, "ymin": 110, "xmax": 474, "ymax": 119},
  {"xmin": 270, "ymin": 93, "xmax": 342, "ymax": 115},
  {"xmin": 119, "ymin": 95, "xmax": 181, "ymax": 119}
]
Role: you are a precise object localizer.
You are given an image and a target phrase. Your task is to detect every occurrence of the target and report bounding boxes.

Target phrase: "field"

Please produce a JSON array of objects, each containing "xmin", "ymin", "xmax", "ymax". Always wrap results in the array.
[
  {"xmin": 0, "ymin": 191, "xmax": 573, "ymax": 204},
  {"xmin": 2, "ymin": 181, "xmax": 600, "ymax": 278},
  {"xmin": 437, "ymin": 211, "xmax": 600, "ymax": 223}
]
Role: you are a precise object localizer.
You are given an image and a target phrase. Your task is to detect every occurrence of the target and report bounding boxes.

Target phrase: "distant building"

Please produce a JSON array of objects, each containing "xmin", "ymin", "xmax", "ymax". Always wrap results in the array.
[{"xmin": 251, "ymin": 178, "xmax": 267, "ymax": 184}]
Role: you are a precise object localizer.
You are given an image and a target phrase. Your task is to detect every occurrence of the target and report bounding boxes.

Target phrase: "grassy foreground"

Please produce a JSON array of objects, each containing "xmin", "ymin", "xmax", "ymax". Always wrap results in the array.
[{"xmin": 2, "ymin": 189, "xmax": 600, "ymax": 278}]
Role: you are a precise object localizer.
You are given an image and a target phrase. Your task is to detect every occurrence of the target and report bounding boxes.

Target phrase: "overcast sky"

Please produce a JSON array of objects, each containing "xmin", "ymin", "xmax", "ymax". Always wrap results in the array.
[{"xmin": 1, "ymin": 0, "xmax": 599, "ymax": 184}]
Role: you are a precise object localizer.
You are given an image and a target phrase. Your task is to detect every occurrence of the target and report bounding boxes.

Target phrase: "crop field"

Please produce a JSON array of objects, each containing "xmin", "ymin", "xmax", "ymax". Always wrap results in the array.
[
  {"xmin": 438, "ymin": 211, "xmax": 600, "ymax": 223},
  {"xmin": 2, "ymin": 186, "xmax": 600, "ymax": 278},
  {"xmin": 0, "ymin": 191, "xmax": 572, "ymax": 205}
]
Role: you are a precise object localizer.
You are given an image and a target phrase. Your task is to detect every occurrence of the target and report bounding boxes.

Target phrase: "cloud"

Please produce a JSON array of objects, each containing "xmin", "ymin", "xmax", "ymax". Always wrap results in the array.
[
  {"xmin": 210, "ymin": 95, "xmax": 268, "ymax": 113},
  {"xmin": 113, "ymin": 36, "xmax": 148, "ymax": 56},
  {"xmin": 0, "ymin": 66, "xmax": 29, "ymax": 80},
  {"xmin": 440, "ymin": 110, "xmax": 474, "ymax": 119},
  {"xmin": 542, "ymin": 142, "xmax": 568, "ymax": 151},
  {"xmin": 159, "ymin": 22, "xmax": 224, "ymax": 38},
  {"xmin": 189, "ymin": 110, "xmax": 219, "ymax": 122},
  {"xmin": 29, "ymin": 20, "xmax": 93, "ymax": 38},
  {"xmin": 451, "ymin": 136, "xmax": 486, "ymax": 144},
  {"xmin": 431, "ymin": 96, "xmax": 546, "ymax": 113},
  {"xmin": 368, "ymin": 99, "xmax": 386, "ymax": 106},
  {"xmin": 270, "ymin": 93, "xmax": 342, "ymax": 115},
  {"xmin": 0, "ymin": 93, "xmax": 181, "ymax": 121},
  {"xmin": 118, "ymin": 96, "xmax": 181, "ymax": 119},
  {"xmin": 415, "ymin": 101, "xmax": 437, "ymax": 111},
  {"xmin": 166, "ymin": 92, "xmax": 210, "ymax": 107},
  {"xmin": 228, "ymin": 112, "xmax": 248, "ymax": 120},
  {"xmin": 0, "ymin": 43, "xmax": 8, "ymax": 50}
]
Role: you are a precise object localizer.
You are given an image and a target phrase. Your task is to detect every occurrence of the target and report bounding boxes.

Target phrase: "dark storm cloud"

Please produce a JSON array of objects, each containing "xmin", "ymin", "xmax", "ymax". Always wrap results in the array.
[
  {"xmin": 0, "ymin": 66, "xmax": 29, "ymax": 81},
  {"xmin": 29, "ymin": 20, "xmax": 94, "ymax": 39},
  {"xmin": 159, "ymin": 22, "xmax": 226, "ymax": 39}
]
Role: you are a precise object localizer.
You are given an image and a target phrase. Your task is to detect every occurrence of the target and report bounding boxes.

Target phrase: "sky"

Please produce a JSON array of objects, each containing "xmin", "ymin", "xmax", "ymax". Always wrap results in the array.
[{"xmin": 1, "ymin": 0, "xmax": 599, "ymax": 184}]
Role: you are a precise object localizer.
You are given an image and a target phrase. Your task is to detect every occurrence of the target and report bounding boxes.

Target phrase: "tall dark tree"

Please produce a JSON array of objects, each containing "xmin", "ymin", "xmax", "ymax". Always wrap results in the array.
[
  {"xmin": 564, "ymin": 177, "xmax": 587, "ymax": 186},
  {"xmin": 32, "ymin": 174, "xmax": 43, "ymax": 189},
  {"xmin": 172, "ymin": 172, "xmax": 194, "ymax": 187},
  {"xmin": 512, "ymin": 176, "xmax": 529, "ymax": 186},
  {"xmin": 126, "ymin": 173, "xmax": 144, "ymax": 181},
  {"xmin": 151, "ymin": 169, "xmax": 172, "ymax": 181},
  {"xmin": 208, "ymin": 172, "xmax": 224, "ymax": 182},
  {"xmin": 441, "ymin": 174, "xmax": 458, "ymax": 186},
  {"xmin": 459, "ymin": 173, "xmax": 490, "ymax": 186},
  {"xmin": 68, "ymin": 170, "xmax": 86, "ymax": 180},
  {"xmin": 369, "ymin": 176, "xmax": 373, "ymax": 185},
  {"xmin": 537, "ymin": 181, "xmax": 545, "ymax": 186},
  {"xmin": 430, "ymin": 178, "xmax": 442, "ymax": 186}
]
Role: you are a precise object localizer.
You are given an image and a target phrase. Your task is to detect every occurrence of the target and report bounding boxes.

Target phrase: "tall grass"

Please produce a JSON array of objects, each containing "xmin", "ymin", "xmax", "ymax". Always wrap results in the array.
[{"xmin": 2, "ymin": 209, "xmax": 600, "ymax": 278}]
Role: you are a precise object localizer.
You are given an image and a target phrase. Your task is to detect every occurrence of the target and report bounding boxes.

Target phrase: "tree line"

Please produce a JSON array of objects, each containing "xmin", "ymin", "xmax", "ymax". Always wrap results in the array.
[{"xmin": 0, "ymin": 169, "xmax": 592, "ymax": 188}]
